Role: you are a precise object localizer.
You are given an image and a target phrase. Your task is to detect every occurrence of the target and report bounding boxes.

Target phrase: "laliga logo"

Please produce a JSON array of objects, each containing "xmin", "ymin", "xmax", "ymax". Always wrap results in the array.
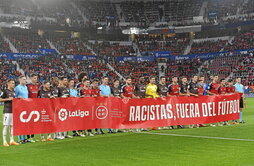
[
  {"xmin": 20, "ymin": 111, "xmax": 40, "ymax": 123},
  {"xmin": 58, "ymin": 109, "xmax": 68, "ymax": 121},
  {"xmin": 96, "ymin": 106, "xmax": 108, "ymax": 119}
]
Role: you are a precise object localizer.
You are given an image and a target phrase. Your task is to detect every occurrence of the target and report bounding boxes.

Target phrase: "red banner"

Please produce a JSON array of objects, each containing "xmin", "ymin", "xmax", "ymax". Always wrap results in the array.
[{"xmin": 13, "ymin": 94, "xmax": 241, "ymax": 136}]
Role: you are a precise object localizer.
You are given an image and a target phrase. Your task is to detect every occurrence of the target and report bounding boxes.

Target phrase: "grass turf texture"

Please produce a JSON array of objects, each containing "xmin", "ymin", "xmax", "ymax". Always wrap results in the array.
[{"xmin": 0, "ymin": 98, "xmax": 253, "ymax": 166}]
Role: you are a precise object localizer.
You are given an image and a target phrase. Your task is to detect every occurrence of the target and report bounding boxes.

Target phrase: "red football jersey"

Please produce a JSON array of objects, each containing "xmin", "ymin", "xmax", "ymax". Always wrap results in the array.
[
  {"xmin": 80, "ymin": 88, "xmax": 93, "ymax": 97},
  {"xmin": 218, "ymin": 86, "xmax": 227, "ymax": 94},
  {"xmin": 121, "ymin": 85, "xmax": 135, "ymax": 98},
  {"xmin": 168, "ymin": 84, "xmax": 180, "ymax": 96},
  {"xmin": 91, "ymin": 88, "xmax": 100, "ymax": 97},
  {"xmin": 226, "ymin": 86, "xmax": 235, "ymax": 93},
  {"xmin": 208, "ymin": 82, "xmax": 220, "ymax": 94},
  {"xmin": 27, "ymin": 83, "xmax": 39, "ymax": 98},
  {"xmin": 197, "ymin": 87, "xmax": 204, "ymax": 96}
]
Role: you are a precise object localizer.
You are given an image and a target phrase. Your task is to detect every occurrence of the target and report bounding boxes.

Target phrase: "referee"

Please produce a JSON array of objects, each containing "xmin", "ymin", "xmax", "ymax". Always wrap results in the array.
[
  {"xmin": 15, "ymin": 75, "xmax": 29, "ymax": 144},
  {"xmin": 234, "ymin": 77, "xmax": 245, "ymax": 123}
]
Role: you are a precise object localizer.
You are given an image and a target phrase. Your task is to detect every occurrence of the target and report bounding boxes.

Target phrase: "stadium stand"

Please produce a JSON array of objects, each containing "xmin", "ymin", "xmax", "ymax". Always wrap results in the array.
[{"xmin": 6, "ymin": 31, "xmax": 51, "ymax": 54}]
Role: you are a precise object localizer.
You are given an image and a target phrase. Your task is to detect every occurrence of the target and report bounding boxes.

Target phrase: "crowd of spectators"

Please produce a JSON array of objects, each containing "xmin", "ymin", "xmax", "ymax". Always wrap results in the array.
[
  {"xmin": 0, "ymin": 36, "xmax": 11, "ymax": 53},
  {"xmin": 7, "ymin": 31, "xmax": 50, "ymax": 53},
  {"xmin": 135, "ymin": 35, "xmax": 189, "ymax": 56},
  {"xmin": 190, "ymin": 40, "xmax": 228, "ymax": 54},
  {"xmin": 0, "ymin": 59, "xmax": 21, "ymax": 90},
  {"xmin": 51, "ymin": 37, "xmax": 93, "ymax": 55},
  {"xmin": 90, "ymin": 41, "xmax": 135, "ymax": 57},
  {"xmin": 224, "ymin": 31, "xmax": 254, "ymax": 51}
]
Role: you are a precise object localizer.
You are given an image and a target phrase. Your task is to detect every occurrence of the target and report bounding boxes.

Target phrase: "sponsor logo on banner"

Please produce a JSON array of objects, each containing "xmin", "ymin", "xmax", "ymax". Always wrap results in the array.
[
  {"xmin": 20, "ymin": 111, "xmax": 40, "ymax": 123},
  {"xmin": 58, "ymin": 109, "xmax": 68, "ymax": 121},
  {"xmin": 58, "ymin": 108, "xmax": 90, "ymax": 121},
  {"xmin": 96, "ymin": 106, "xmax": 108, "ymax": 119}
]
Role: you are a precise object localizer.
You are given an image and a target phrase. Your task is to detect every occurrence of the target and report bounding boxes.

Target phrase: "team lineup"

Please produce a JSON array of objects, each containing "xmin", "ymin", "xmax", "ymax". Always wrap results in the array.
[{"xmin": 0, "ymin": 72, "xmax": 245, "ymax": 147}]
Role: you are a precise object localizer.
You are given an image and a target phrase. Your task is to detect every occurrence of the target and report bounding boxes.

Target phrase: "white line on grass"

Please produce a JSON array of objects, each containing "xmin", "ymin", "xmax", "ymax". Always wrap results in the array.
[{"xmin": 139, "ymin": 132, "xmax": 254, "ymax": 142}]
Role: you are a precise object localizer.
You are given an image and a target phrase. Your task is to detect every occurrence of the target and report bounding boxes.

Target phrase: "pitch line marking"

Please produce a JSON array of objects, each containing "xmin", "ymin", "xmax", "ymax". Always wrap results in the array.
[{"xmin": 139, "ymin": 132, "xmax": 254, "ymax": 142}]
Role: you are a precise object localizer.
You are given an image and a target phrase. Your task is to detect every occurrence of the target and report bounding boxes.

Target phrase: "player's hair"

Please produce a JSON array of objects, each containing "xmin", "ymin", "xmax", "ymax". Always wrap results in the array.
[
  {"xmin": 181, "ymin": 76, "xmax": 187, "ymax": 79},
  {"xmin": 7, "ymin": 79, "xmax": 15, "ymax": 83},
  {"xmin": 172, "ymin": 76, "xmax": 177, "ymax": 79},
  {"xmin": 113, "ymin": 79, "xmax": 119, "ymax": 83},
  {"xmin": 84, "ymin": 79, "xmax": 90, "ymax": 82},
  {"xmin": 126, "ymin": 77, "xmax": 132, "ymax": 80},
  {"xmin": 213, "ymin": 75, "xmax": 219, "ymax": 78},
  {"xmin": 199, "ymin": 75, "xmax": 205, "ymax": 78},
  {"xmin": 78, "ymin": 72, "xmax": 88, "ymax": 82},
  {"xmin": 93, "ymin": 79, "xmax": 99, "ymax": 83},
  {"xmin": 220, "ymin": 78, "xmax": 225, "ymax": 82},
  {"xmin": 43, "ymin": 80, "xmax": 51, "ymax": 84},
  {"xmin": 102, "ymin": 76, "xmax": 108, "ymax": 80},
  {"xmin": 69, "ymin": 78, "xmax": 75, "ymax": 82},
  {"xmin": 19, "ymin": 75, "xmax": 26, "ymax": 79},
  {"xmin": 60, "ymin": 76, "xmax": 67, "ymax": 81},
  {"xmin": 149, "ymin": 76, "xmax": 156, "ymax": 80},
  {"xmin": 160, "ymin": 76, "xmax": 166, "ymax": 80},
  {"xmin": 228, "ymin": 79, "xmax": 233, "ymax": 82},
  {"xmin": 30, "ymin": 73, "xmax": 37, "ymax": 78},
  {"xmin": 192, "ymin": 75, "xmax": 198, "ymax": 78}
]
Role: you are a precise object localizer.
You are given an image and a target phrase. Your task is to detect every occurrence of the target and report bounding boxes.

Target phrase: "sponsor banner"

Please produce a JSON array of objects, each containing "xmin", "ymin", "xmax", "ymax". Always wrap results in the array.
[
  {"xmin": 115, "ymin": 56, "xmax": 155, "ymax": 62},
  {"xmin": 208, "ymin": 12, "xmax": 217, "ymax": 17},
  {"xmin": 153, "ymin": 51, "xmax": 171, "ymax": 59},
  {"xmin": 0, "ymin": 52, "xmax": 45, "ymax": 59},
  {"xmin": 66, "ymin": 55, "xmax": 96, "ymax": 60},
  {"xmin": 170, "ymin": 48, "xmax": 254, "ymax": 61},
  {"xmin": 39, "ymin": 48, "xmax": 57, "ymax": 55},
  {"xmin": 13, "ymin": 94, "xmax": 241, "ymax": 136}
]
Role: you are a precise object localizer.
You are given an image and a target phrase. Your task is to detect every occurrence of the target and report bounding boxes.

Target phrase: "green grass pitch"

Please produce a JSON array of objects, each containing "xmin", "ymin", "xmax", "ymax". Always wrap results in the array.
[{"xmin": 0, "ymin": 98, "xmax": 253, "ymax": 166}]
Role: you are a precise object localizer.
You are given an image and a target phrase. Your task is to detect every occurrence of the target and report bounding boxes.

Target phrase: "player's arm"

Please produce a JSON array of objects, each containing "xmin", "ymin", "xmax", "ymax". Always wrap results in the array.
[
  {"xmin": 167, "ymin": 84, "xmax": 172, "ymax": 96},
  {"xmin": 189, "ymin": 92, "xmax": 198, "ymax": 97},
  {"xmin": 0, "ymin": 91, "xmax": 13, "ymax": 102}
]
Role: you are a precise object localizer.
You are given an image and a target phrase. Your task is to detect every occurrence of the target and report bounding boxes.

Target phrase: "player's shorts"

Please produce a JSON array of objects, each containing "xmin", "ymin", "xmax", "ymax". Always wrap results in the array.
[
  {"xmin": 240, "ymin": 97, "xmax": 244, "ymax": 108},
  {"xmin": 3, "ymin": 113, "xmax": 13, "ymax": 126}
]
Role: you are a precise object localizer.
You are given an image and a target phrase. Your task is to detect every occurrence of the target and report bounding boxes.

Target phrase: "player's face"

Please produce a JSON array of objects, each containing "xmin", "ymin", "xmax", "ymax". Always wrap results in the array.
[
  {"xmin": 126, "ymin": 79, "xmax": 132, "ymax": 85},
  {"xmin": 160, "ymin": 78, "xmax": 166, "ymax": 84},
  {"xmin": 193, "ymin": 76, "xmax": 198, "ymax": 82},
  {"xmin": 139, "ymin": 77, "xmax": 145, "ymax": 83},
  {"xmin": 200, "ymin": 77, "xmax": 205, "ymax": 81},
  {"xmin": 182, "ymin": 78, "xmax": 187, "ymax": 83},
  {"xmin": 102, "ymin": 78, "xmax": 108, "ymax": 84},
  {"xmin": 150, "ymin": 78, "xmax": 156, "ymax": 84},
  {"xmin": 44, "ymin": 82, "xmax": 50, "ymax": 90},
  {"xmin": 31, "ymin": 76, "xmax": 38, "ymax": 84},
  {"xmin": 82, "ymin": 76, "xmax": 87, "ymax": 82},
  {"xmin": 52, "ymin": 78, "xmax": 59, "ymax": 87},
  {"xmin": 172, "ymin": 77, "xmax": 178, "ymax": 83},
  {"xmin": 62, "ymin": 78, "xmax": 68, "ymax": 86},
  {"xmin": 93, "ymin": 81, "xmax": 99, "ymax": 88},
  {"xmin": 199, "ymin": 81, "xmax": 203, "ymax": 86},
  {"xmin": 84, "ymin": 81, "xmax": 90, "ymax": 87},
  {"xmin": 114, "ymin": 81, "xmax": 119, "ymax": 87},
  {"xmin": 69, "ymin": 80, "xmax": 74, "ymax": 87},
  {"xmin": 8, "ymin": 81, "xmax": 15, "ymax": 89},
  {"xmin": 19, "ymin": 77, "xmax": 26, "ymax": 85},
  {"xmin": 214, "ymin": 76, "xmax": 219, "ymax": 82},
  {"xmin": 221, "ymin": 80, "xmax": 226, "ymax": 86},
  {"xmin": 236, "ymin": 78, "xmax": 241, "ymax": 83}
]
